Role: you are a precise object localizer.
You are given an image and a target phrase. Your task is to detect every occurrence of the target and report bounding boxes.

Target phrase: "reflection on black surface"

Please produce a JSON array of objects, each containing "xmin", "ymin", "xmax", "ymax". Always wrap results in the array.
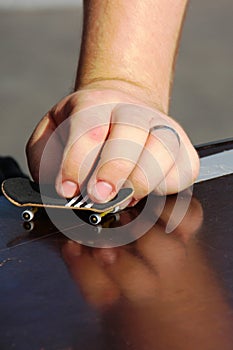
[
  {"xmin": 1, "ymin": 185, "xmax": 233, "ymax": 350},
  {"xmin": 1, "ymin": 148, "xmax": 233, "ymax": 349},
  {"xmin": 5, "ymin": 195, "xmax": 147, "ymax": 248},
  {"xmin": 61, "ymin": 194, "xmax": 233, "ymax": 350},
  {"xmin": 6, "ymin": 216, "xmax": 61, "ymax": 248}
]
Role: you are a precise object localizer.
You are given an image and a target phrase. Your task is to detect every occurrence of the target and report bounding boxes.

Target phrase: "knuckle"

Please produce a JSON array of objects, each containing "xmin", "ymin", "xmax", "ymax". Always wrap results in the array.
[
  {"xmin": 86, "ymin": 125, "xmax": 108, "ymax": 142},
  {"xmin": 100, "ymin": 158, "xmax": 134, "ymax": 175}
]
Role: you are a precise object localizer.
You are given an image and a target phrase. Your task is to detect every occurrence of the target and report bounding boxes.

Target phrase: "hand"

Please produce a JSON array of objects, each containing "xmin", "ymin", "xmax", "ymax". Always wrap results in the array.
[
  {"xmin": 61, "ymin": 194, "xmax": 204, "ymax": 307},
  {"xmin": 26, "ymin": 88, "xmax": 199, "ymax": 202},
  {"xmin": 61, "ymin": 198, "xmax": 233, "ymax": 350}
]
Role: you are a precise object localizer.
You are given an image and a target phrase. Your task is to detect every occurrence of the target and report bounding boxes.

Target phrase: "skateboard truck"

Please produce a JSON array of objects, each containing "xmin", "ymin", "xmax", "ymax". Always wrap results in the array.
[{"xmin": 89, "ymin": 205, "xmax": 120, "ymax": 225}]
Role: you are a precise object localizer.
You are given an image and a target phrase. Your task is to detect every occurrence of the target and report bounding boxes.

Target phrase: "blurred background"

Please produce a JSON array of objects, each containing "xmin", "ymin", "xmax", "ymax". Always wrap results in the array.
[{"xmin": 0, "ymin": 0, "xmax": 232, "ymax": 173}]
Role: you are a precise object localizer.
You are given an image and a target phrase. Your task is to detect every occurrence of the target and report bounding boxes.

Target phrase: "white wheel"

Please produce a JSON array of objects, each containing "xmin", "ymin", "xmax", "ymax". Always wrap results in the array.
[
  {"xmin": 21, "ymin": 209, "xmax": 34, "ymax": 222},
  {"xmin": 89, "ymin": 214, "xmax": 101, "ymax": 225}
]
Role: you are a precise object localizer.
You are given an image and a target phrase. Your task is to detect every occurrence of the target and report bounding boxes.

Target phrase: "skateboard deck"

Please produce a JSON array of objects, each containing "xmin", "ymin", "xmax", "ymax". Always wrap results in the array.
[{"xmin": 2, "ymin": 177, "xmax": 133, "ymax": 225}]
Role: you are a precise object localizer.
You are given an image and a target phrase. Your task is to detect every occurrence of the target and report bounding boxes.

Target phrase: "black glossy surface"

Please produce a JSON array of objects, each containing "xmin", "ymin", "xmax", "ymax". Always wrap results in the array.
[{"xmin": 0, "ymin": 143, "xmax": 233, "ymax": 350}]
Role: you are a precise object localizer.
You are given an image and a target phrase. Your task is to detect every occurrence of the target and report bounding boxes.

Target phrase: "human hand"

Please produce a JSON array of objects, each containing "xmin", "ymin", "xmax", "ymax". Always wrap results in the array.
[
  {"xmin": 61, "ymin": 198, "xmax": 233, "ymax": 350},
  {"xmin": 61, "ymin": 194, "xmax": 204, "ymax": 306},
  {"xmin": 26, "ymin": 88, "xmax": 199, "ymax": 203}
]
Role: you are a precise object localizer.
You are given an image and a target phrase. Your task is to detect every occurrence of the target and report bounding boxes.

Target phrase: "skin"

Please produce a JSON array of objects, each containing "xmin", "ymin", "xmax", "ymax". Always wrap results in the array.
[
  {"xmin": 61, "ymin": 198, "xmax": 233, "ymax": 350},
  {"xmin": 26, "ymin": 0, "xmax": 199, "ymax": 203}
]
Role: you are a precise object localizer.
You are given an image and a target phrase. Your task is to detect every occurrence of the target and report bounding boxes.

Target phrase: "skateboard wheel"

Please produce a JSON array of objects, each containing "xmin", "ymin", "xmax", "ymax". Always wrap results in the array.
[
  {"xmin": 21, "ymin": 208, "xmax": 37, "ymax": 222},
  {"xmin": 89, "ymin": 213, "xmax": 101, "ymax": 225},
  {"xmin": 23, "ymin": 221, "xmax": 35, "ymax": 231}
]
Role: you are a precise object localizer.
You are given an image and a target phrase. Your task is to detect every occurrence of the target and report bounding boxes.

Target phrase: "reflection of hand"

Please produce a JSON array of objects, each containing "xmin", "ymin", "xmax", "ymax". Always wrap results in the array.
[
  {"xmin": 61, "ymin": 197, "xmax": 233, "ymax": 350},
  {"xmin": 62, "ymin": 195, "xmax": 203, "ymax": 306},
  {"xmin": 26, "ymin": 89, "xmax": 199, "ymax": 203}
]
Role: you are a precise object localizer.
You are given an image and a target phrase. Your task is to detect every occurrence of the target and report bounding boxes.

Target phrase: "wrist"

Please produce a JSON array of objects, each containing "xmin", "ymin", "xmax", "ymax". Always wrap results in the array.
[{"xmin": 75, "ymin": 78, "xmax": 169, "ymax": 114}]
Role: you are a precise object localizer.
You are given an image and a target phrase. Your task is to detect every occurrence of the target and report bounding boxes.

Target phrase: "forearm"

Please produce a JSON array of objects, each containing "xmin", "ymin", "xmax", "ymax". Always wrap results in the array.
[{"xmin": 75, "ymin": 0, "xmax": 188, "ymax": 112}]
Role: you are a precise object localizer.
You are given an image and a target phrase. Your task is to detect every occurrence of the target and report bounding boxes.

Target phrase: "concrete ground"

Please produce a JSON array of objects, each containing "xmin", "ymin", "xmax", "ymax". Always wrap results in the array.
[{"xmin": 0, "ymin": 0, "xmax": 232, "ymax": 173}]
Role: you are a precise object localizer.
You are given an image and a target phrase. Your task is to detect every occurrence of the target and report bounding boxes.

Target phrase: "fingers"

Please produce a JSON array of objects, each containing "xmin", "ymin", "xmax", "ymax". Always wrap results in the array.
[
  {"xmin": 62, "ymin": 241, "xmax": 120, "ymax": 308},
  {"xmin": 63, "ymin": 241, "xmax": 157, "ymax": 305},
  {"xmin": 87, "ymin": 104, "xmax": 150, "ymax": 202},
  {"xmin": 26, "ymin": 93, "xmax": 77, "ymax": 183},
  {"xmin": 158, "ymin": 194, "xmax": 204, "ymax": 241},
  {"xmin": 134, "ymin": 194, "xmax": 204, "ymax": 272},
  {"xmin": 132, "ymin": 117, "xmax": 199, "ymax": 197},
  {"xmin": 127, "ymin": 125, "xmax": 181, "ymax": 199},
  {"xmin": 95, "ymin": 248, "xmax": 158, "ymax": 303},
  {"xmin": 27, "ymin": 94, "xmax": 199, "ymax": 203},
  {"xmin": 26, "ymin": 111, "xmax": 64, "ymax": 183},
  {"xmin": 87, "ymin": 104, "xmax": 190, "ymax": 202},
  {"xmin": 153, "ymin": 128, "xmax": 200, "ymax": 195},
  {"xmin": 55, "ymin": 104, "xmax": 113, "ymax": 197},
  {"xmin": 61, "ymin": 195, "xmax": 203, "ymax": 308}
]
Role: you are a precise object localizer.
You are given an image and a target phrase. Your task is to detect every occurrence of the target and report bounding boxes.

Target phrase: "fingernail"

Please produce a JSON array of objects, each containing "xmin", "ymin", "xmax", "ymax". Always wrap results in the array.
[
  {"xmin": 91, "ymin": 181, "xmax": 113, "ymax": 202},
  {"xmin": 67, "ymin": 241, "xmax": 82, "ymax": 257},
  {"xmin": 93, "ymin": 248, "xmax": 118, "ymax": 265},
  {"xmin": 63, "ymin": 241, "xmax": 82, "ymax": 261},
  {"xmin": 100, "ymin": 249, "xmax": 118, "ymax": 265},
  {"xmin": 61, "ymin": 181, "xmax": 77, "ymax": 198}
]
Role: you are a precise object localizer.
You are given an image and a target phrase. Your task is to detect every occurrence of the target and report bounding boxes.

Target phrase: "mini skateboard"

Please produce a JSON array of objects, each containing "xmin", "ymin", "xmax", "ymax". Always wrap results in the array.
[{"xmin": 2, "ymin": 177, "xmax": 133, "ymax": 225}]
